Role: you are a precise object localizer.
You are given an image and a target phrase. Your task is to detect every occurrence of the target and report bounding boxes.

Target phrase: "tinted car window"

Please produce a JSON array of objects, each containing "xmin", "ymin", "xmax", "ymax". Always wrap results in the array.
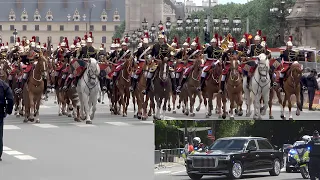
[
  {"xmin": 246, "ymin": 140, "xmax": 257, "ymax": 150},
  {"xmin": 257, "ymin": 140, "xmax": 273, "ymax": 149},
  {"xmin": 209, "ymin": 139, "xmax": 246, "ymax": 150}
]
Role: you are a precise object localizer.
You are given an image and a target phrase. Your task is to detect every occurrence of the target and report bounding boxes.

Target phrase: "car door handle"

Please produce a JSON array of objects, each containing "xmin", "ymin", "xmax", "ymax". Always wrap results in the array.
[{"xmin": 256, "ymin": 154, "xmax": 260, "ymax": 157}]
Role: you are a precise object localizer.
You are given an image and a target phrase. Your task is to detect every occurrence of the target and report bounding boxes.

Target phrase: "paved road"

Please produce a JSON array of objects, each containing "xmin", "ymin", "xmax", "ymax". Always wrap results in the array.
[
  {"xmin": 100, "ymin": 94, "xmax": 320, "ymax": 120},
  {"xmin": 155, "ymin": 164, "xmax": 305, "ymax": 180},
  {"xmin": 1, "ymin": 95, "xmax": 154, "ymax": 180}
]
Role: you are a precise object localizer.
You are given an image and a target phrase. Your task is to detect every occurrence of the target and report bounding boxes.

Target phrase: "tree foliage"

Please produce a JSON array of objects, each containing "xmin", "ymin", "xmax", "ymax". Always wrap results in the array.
[
  {"xmin": 112, "ymin": 21, "xmax": 126, "ymax": 40},
  {"xmin": 155, "ymin": 120, "xmax": 320, "ymax": 149}
]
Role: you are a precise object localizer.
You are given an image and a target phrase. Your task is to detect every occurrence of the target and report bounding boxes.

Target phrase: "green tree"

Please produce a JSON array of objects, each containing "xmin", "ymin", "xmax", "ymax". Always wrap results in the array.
[{"xmin": 112, "ymin": 21, "xmax": 126, "ymax": 40}]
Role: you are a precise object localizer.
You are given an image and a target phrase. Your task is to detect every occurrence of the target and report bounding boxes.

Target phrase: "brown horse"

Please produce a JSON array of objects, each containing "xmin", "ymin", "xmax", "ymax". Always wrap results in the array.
[
  {"xmin": 268, "ymin": 71, "xmax": 283, "ymax": 119},
  {"xmin": 115, "ymin": 57, "xmax": 133, "ymax": 117},
  {"xmin": 23, "ymin": 53, "xmax": 47, "ymax": 123},
  {"xmin": 181, "ymin": 58, "xmax": 203, "ymax": 117},
  {"xmin": 10, "ymin": 64, "xmax": 24, "ymax": 117},
  {"xmin": 280, "ymin": 62, "xmax": 302, "ymax": 120},
  {"xmin": 220, "ymin": 58, "xmax": 243, "ymax": 120},
  {"xmin": 202, "ymin": 62, "xmax": 222, "ymax": 118}
]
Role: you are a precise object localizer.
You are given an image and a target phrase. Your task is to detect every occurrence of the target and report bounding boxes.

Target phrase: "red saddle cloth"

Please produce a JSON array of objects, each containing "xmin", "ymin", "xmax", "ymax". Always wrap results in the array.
[
  {"xmin": 70, "ymin": 59, "xmax": 87, "ymax": 77},
  {"xmin": 240, "ymin": 59, "xmax": 256, "ymax": 75},
  {"xmin": 114, "ymin": 62, "xmax": 123, "ymax": 72},
  {"xmin": 176, "ymin": 62, "xmax": 185, "ymax": 73},
  {"xmin": 98, "ymin": 63, "xmax": 108, "ymax": 71},
  {"xmin": 280, "ymin": 62, "xmax": 292, "ymax": 73},
  {"xmin": 203, "ymin": 59, "xmax": 218, "ymax": 72},
  {"xmin": 23, "ymin": 64, "xmax": 33, "ymax": 73},
  {"xmin": 222, "ymin": 63, "xmax": 242, "ymax": 75},
  {"xmin": 10, "ymin": 64, "xmax": 19, "ymax": 75},
  {"xmin": 135, "ymin": 61, "xmax": 145, "ymax": 75}
]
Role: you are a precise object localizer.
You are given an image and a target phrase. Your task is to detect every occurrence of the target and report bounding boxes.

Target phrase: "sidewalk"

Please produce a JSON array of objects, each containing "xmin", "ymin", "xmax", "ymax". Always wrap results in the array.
[{"xmin": 154, "ymin": 160, "xmax": 184, "ymax": 169}]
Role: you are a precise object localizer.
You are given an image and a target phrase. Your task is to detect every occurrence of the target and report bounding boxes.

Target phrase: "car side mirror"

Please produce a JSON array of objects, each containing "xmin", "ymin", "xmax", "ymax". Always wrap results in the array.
[{"xmin": 248, "ymin": 146, "xmax": 257, "ymax": 152}]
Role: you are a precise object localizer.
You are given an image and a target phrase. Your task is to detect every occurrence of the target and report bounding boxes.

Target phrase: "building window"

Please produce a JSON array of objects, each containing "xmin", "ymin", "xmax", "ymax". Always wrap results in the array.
[
  {"xmin": 90, "ymin": 25, "xmax": 94, "ymax": 31},
  {"xmin": 102, "ymin": 25, "xmax": 106, "ymax": 31},
  {"xmin": 10, "ymin": 25, "xmax": 15, "ymax": 31},
  {"xmin": 102, "ymin": 36, "xmax": 106, "ymax": 43},
  {"xmin": 47, "ymin": 25, "xmax": 52, "ymax": 31},
  {"xmin": 23, "ymin": 25, "xmax": 27, "ymax": 31},
  {"xmin": 114, "ymin": 25, "xmax": 119, "ymax": 31},
  {"xmin": 60, "ymin": 25, "xmax": 64, "ymax": 31},
  {"xmin": 10, "ymin": 36, "xmax": 14, "ymax": 43},
  {"xmin": 35, "ymin": 25, "xmax": 39, "ymax": 31},
  {"xmin": 60, "ymin": 36, "xmax": 64, "ymax": 43},
  {"xmin": 36, "ymin": 36, "xmax": 39, "ymax": 42},
  {"xmin": 75, "ymin": 25, "xmax": 79, "ymax": 31}
]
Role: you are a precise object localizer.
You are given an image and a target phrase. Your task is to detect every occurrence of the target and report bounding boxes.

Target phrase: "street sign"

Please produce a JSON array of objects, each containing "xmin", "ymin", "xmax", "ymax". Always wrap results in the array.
[
  {"xmin": 208, "ymin": 130, "xmax": 212, "ymax": 135},
  {"xmin": 207, "ymin": 134, "xmax": 215, "ymax": 141}
]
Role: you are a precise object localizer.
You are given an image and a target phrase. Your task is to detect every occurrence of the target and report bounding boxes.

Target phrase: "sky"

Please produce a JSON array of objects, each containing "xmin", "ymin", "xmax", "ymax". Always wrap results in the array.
[{"xmin": 176, "ymin": 0, "xmax": 248, "ymax": 5}]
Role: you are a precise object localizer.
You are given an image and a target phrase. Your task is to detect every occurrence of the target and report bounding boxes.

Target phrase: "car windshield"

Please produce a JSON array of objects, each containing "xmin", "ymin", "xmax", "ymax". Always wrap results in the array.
[{"xmin": 208, "ymin": 139, "xmax": 246, "ymax": 150}]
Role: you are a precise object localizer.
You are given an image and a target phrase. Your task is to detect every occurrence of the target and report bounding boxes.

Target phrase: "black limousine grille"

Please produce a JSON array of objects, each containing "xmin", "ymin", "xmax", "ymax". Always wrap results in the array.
[{"xmin": 192, "ymin": 156, "xmax": 217, "ymax": 168}]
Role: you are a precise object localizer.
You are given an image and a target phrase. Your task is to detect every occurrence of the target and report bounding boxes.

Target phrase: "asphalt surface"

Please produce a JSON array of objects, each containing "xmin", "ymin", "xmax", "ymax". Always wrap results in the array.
[
  {"xmin": 1, "ymin": 94, "xmax": 154, "ymax": 180},
  {"xmin": 155, "ymin": 164, "xmax": 306, "ymax": 180},
  {"xmin": 101, "ymin": 93, "xmax": 320, "ymax": 120}
]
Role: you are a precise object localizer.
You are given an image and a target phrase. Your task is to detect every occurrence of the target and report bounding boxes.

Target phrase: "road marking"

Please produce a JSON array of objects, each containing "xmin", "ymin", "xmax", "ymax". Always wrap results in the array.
[
  {"xmin": 3, "ymin": 146, "xmax": 12, "ymax": 151},
  {"xmin": 14, "ymin": 155, "xmax": 37, "ymax": 160},
  {"xmin": 171, "ymin": 170, "xmax": 186, "ymax": 175},
  {"xmin": 32, "ymin": 124, "xmax": 59, "ymax": 128},
  {"xmin": 3, "ymin": 150, "xmax": 24, "ymax": 155},
  {"xmin": 69, "ymin": 123, "xmax": 96, "ymax": 127},
  {"xmin": 105, "ymin": 122, "xmax": 132, "ymax": 126},
  {"xmin": 39, "ymin": 105, "xmax": 51, "ymax": 108},
  {"xmin": 4, "ymin": 125, "xmax": 21, "ymax": 130},
  {"xmin": 140, "ymin": 121, "xmax": 154, "ymax": 124},
  {"xmin": 154, "ymin": 171, "xmax": 172, "ymax": 174}
]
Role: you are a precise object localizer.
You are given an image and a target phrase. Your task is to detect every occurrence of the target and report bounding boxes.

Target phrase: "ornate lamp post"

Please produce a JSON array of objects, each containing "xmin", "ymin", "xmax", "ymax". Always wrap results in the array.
[
  {"xmin": 203, "ymin": 16, "xmax": 208, "ymax": 32},
  {"xmin": 150, "ymin": 23, "xmax": 157, "ymax": 43},
  {"xmin": 212, "ymin": 17, "xmax": 220, "ymax": 33},
  {"xmin": 176, "ymin": 16, "xmax": 184, "ymax": 45},
  {"xmin": 165, "ymin": 17, "xmax": 172, "ymax": 43},
  {"xmin": 221, "ymin": 16, "xmax": 230, "ymax": 35},
  {"xmin": 142, "ymin": 18, "xmax": 148, "ymax": 33},
  {"xmin": 130, "ymin": 31, "xmax": 139, "ymax": 53},
  {"xmin": 232, "ymin": 16, "xmax": 242, "ymax": 39},
  {"xmin": 193, "ymin": 16, "xmax": 200, "ymax": 36},
  {"xmin": 185, "ymin": 15, "xmax": 192, "ymax": 37},
  {"xmin": 13, "ymin": 29, "xmax": 18, "ymax": 43},
  {"xmin": 270, "ymin": 0, "xmax": 293, "ymax": 46}
]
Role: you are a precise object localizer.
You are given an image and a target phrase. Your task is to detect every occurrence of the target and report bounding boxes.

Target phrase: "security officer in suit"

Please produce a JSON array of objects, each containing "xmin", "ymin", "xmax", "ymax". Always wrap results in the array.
[
  {"xmin": 0, "ymin": 79, "xmax": 14, "ymax": 161},
  {"xmin": 294, "ymin": 130, "xmax": 320, "ymax": 180}
]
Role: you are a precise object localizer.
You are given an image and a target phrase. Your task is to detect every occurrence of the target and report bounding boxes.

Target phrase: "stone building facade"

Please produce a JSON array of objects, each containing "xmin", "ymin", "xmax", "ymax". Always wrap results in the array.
[{"xmin": 0, "ymin": 0, "xmax": 125, "ymax": 48}]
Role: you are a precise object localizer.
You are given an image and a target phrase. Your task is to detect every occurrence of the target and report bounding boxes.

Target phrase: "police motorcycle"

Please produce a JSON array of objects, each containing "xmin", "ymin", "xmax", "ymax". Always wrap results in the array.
[
  {"xmin": 182, "ymin": 137, "xmax": 207, "ymax": 165},
  {"xmin": 289, "ymin": 135, "xmax": 311, "ymax": 179}
]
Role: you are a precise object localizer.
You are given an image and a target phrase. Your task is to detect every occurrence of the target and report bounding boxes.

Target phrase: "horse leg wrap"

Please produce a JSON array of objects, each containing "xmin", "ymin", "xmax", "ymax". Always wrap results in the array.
[
  {"xmin": 220, "ymin": 80, "xmax": 225, "ymax": 91},
  {"xmin": 171, "ymin": 78, "xmax": 177, "ymax": 93},
  {"xmin": 43, "ymin": 79, "xmax": 47, "ymax": 94},
  {"xmin": 200, "ymin": 76, "xmax": 206, "ymax": 90},
  {"xmin": 146, "ymin": 78, "xmax": 152, "ymax": 91}
]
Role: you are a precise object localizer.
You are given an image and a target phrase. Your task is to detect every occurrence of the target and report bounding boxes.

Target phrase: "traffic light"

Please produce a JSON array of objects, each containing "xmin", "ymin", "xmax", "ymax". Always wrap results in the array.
[{"xmin": 204, "ymin": 32, "xmax": 210, "ymax": 43}]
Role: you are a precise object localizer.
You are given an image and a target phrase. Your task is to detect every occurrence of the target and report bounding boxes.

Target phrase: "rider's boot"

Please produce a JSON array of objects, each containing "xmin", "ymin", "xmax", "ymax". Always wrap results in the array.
[
  {"xmin": 129, "ymin": 77, "xmax": 137, "ymax": 92},
  {"xmin": 219, "ymin": 80, "xmax": 225, "ymax": 94},
  {"xmin": 112, "ymin": 75, "xmax": 117, "ymax": 88},
  {"xmin": 54, "ymin": 76, "xmax": 59, "ymax": 89},
  {"xmin": 279, "ymin": 77, "xmax": 284, "ymax": 92},
  {"xmin": 199, "ymin": 76, "xmax": 206, "ymax": 91},
  {"xmin": 43, "ymin": 78, "xmax": 47, "ymax": 94},
  {"xmin": 142, "ymin": 77, "xmax": 152, "ymax": 95},
  {"xmin": 171, "ymin": 77, "xmax": 177, "ymax": 95},
  {"xmin": 106, "ymin": 79, "xmax": 111, "ymax": 90},
  {"xmin": 176, "ymin": 77, "xmax": 187, "ymax": 94}
]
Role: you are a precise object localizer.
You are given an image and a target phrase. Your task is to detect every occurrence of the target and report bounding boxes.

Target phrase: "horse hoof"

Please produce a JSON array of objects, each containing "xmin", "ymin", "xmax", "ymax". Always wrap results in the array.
[
  {"xmin": 234, "ymin": 109, "xmax": 238, "ymax": 114},
  {"xmin": 35, "ymin": 120, "xmax": 40, "ymax": 123},
  {"xmin": 230, "ymin": 117, "xmax": 235, "ymax": 120},
  {"xmin": 168, "ymin": 107, "xmax": 171, "ymax": 112},
  {"xmin": 222, "ymin": 114, "xmax": 226, "ymax": 119},
  {"xmin": 16, "ymin": 115, "xmax": 20, "ymax": 118},
  {"xmin": 296, "ymin": 111, "xmax": 300, "ymax": 116},
  {"xmin": 68, "ymin": 114, "xmax": 72, "ymax": 117},
  {"xmin": 23, "ymin": 119, "xmax": 28, "ymax": 123},
  {"xmin": 29, "ymin": 118, "xmax": 34, "ymax": 122},
  {"xmin": 185, "ymin": 112, "xmax": 189, "ymax": 116},
  {"xmin": 98, "ymin": 99, "xmax": 101, "ymax": 103},
  {"xmin": 177, "ymin": 105, "xmax": 181, "ymax": 109},
  {"xmin": 269, "ymin": 115, "xmax": 274, "ymax": 119},
  {"xmin": 289, "ymin": 118, "xmax": 293, "ymax": 120},
  {"xmin": 215, "ymin": 110, "xmax": 219, "ymax": 114},
  {"xmin": 238, "ymin": 111, "xmax": 243, "ymax": 116},
  {"xmin": 102, "ymin": 102, "xmax": 105, "ymax": 104},
  {"xmin": 86, "ymin": 120, "xmax": 92, "ymax": 124},
  {"xmin": 122, "ymin": 114, "xmax": 127, "ymax": 117},
  {"xmin": 173, "ymin": 110, "xmax": 176, "ymax": 114},
  {"xmin": 148, "ymin": 113, "xmax": 152, "ymax": 116},
  {"xmin": 58, "ymin": 113, "xmax": 62, "ymax": 116},
  {"xmin": 196, "ymin": 107, "xmax": 200, "ymax": 112},
  {"xmin": 208, "ymin": 112, "xmax": 212, "ymax": 116},
  {"xmin": 190, "ymin": 113, "xmax": 195, "ymax": 117},
  {"xmin": 54, "ymin": 101, "xmax": 57, "ymax": 104},
  {"xmin": 134, "ymin": 114, "xmax": 137, "ymax": 118},
  {"xmin": 74, "ymin": 118, "xmax": 80, "ymax": 122},
  {"xmin": 142, "ymin": 117, "xmax": 146, "ymax": 120}
]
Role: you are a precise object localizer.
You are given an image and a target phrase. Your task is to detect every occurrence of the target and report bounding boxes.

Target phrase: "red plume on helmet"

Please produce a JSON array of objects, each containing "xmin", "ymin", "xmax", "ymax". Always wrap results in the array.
[
  {"xmin": 113, "ymin": 39, "xmax": 116, "ymax": 44},
  {"xmin": 144, "ymin": 32, "xmax": 149, "ymax": 39},
  {"xmin": 77, "ymin": 37, "xmax": 81, "ymax": 42},
  {"xmin": 32, "ymin": 36, "xmax": 36, "ymax": 42},
  {"xmin": 257, "ymin": 30, "xmax": 262, "ymax": 36},
  {"xmin": 262, "ymin": 36, "xmax": 267, "ymax": 42},
  {"xmin": 6, "ymin": 42, "xmax": 8, "ymax": 46},
  {"xmin": 22, "ymin": 40, "xmax": 25, "ymax": 46},
  {"xmin": 74, "ymin": 40, "xmax": 77, "ymax": 45},
  {"xmin": 89, "ymin": 32, "xmax": 93, "ymax": 38},
  {"xmin": 244, "ymin": 33, "xmax": 250, "ymax": 46},
  {"xmin": 125, "ymin": 37, "xmax": 129, "ymax": 43},
  {"xmin": 44, "ymin": 43, "xmax": 47, "ymax": 48},
  {"xmin": 186, "ymin": 37, "xmax": 190, "ymax": 44},
  {"xmin": 173, "ymin": 36, "xmax": 179, "ymax": 48},
  {"xmin": 38, "ymin": 42, "xmax": 40, "ymax": 45},
  {"xmin": 288, "ymin": 36, "xmax": 293, "ymax": 41},
  {"xmin": 84, "ymin": 35, "xmax": 88, "ymax": 40},
  {"xmin": 214, "ymin": 33, "xmax": 219, "ymax": 46},
  {"xmin": 17, "ymin": 37, "xmax": 20, "ymax": 43},
  {"xmin": 117, "ymin": 38, "xmax": 121, "ymax": 44},
  {"xmin": 194, "ymin": 37, "xmax": 201, "ymax": 50}
]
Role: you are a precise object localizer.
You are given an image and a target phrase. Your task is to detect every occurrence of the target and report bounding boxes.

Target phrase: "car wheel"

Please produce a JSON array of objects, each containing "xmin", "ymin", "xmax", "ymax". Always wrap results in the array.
[
  {"xmin": 187, "ymin": 173, "xmax": 203, "ymax": 180},
  {"xmin": 227, "ymin": 161, "xmax": 243, "ymax": 179},
  {"xmin": 269, "ymin": 158, "xmax": 281, "ymax": 176}
]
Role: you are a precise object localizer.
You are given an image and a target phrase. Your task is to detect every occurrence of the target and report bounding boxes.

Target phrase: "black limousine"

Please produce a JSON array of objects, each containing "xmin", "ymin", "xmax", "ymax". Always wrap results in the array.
[{"xmin": 186, "ymin": 137, "xmax": 283, "ymax": 179}]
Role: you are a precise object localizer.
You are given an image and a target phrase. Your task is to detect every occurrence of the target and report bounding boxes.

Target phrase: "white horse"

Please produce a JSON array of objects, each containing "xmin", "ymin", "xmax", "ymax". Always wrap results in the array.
[
  {"xmin": 76, "ymin": 58, "xmax": 101, "ymax": 124},
  {"xmin": 243, "ymin": 53, "xmax": 270, "ymax": 120}
]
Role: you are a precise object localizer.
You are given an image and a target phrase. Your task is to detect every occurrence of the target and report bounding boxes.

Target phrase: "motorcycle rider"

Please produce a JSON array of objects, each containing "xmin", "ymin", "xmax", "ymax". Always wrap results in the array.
[{"xmin": 295, "ymin": 130, "xmax": 320, "ymax": 180}]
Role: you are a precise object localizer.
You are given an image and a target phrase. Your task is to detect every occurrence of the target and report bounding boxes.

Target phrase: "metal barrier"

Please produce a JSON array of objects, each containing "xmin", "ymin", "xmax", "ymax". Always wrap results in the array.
[
  {"xmin": 300, "ymin": 61, "xmax": 320, "ymax": 72},
  {"xmin": 154, "ymin": 148, "xmax": 184, "ymax": 164}
]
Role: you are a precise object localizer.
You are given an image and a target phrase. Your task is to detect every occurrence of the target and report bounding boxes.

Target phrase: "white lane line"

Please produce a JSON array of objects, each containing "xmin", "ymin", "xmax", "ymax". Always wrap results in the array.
[
  {"xmin": 171, "ymin": 170, "xmax": 186, "ymax": 175},
  {"xmin": 14, "ymin": 155, "xmax": 37, "ymax": 160},
  {"xmin": 105, "ymin": 122, "xmax": 132, "ymax": 126},
  {"xmin": 69, "ymin": 123, "xmax": 96, "ymax": 127},
  {"xmin": 3, "ymin": 146, "xmax": 12, "ymax": 151},
  {"xmin": 3, "ymin": 150, "xmax": 24, "ymax": 155},
  {"xmin": 154, "ymin": 171, "xmax": 172, "ymax": 174},
  {"xmin": 32, "ymin": 124, "xmax": 59, "ymax": 128},
  {"xmin": 140, "ymin": 121, "xmax": 154, "ymax": 124},
  {"xmin": 4, "ymin": 125, "xmax": 21, "ymax": 130}
]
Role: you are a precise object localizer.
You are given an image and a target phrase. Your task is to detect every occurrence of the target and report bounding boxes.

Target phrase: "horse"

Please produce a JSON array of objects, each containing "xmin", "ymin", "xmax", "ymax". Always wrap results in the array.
[
  {"xmin": 268, "ymin": 71, "xmax": 283, "ymax": 119},
  {"xmin": 98, "ymin": 62, "xmax": 112, "ymax": 105},
  {"xmin": 9, "ymin": 62, "xmax": 24, "ymax": 117},
  {"xmin": 152, "ymin": 58, "xmax": 172, "ymax": 120},
  {"xmin": 76, "ymin": 58, "xmax": 100, "ymax": 124},
  {"xmin": 181, "ymin": 58, "xmax": 202, "ymax": 117},
  {"xmin": 115, "ymin": 57, "xmax": 133, "ymax": 117},
  {"xmin": 0, "ymin": 60, "xmax": 10, "ymax": 82},
  {"xmin": 281, "ymin": 62, "xmax": 302, "ymax": 120},
  {"xmin": 243, "ymin": 53, "xmax": 270, "ymax": 120},
  {"xmin": 61, "ymin": 80, "xmax": 81, "ymax": 122},
  {"xmin": 202, "ymin": 62, "xmax": 222, "ymax": 118},
  {"xmin": 220, "ymin": 57, "xmax": 243, "ymax": 120},
  {"xmin": 22, "ymin": 54, "xmax": 47, "ymax": 123}
]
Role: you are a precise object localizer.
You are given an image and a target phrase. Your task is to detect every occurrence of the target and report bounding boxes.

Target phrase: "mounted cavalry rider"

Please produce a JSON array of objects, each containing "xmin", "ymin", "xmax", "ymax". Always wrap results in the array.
[
  {"xmin": 108, "ymin": 39, "xmax": 120, "ymax": 63},
  {"xmin": 174, "ymin": 38, "xmax": 190, "ymax": 90},
  {"xmin": 142, "ymin": 33, "xmax": 174, "ymax": 95},
  {"xmin": 219, "ymin": 37, "xmax": 241, "ymax": 93},
  {"xmin": 278, "ymin": 36, "xmax": 298, "ymax": 92},
  {"xmin": 244, "ymin": 30, "xmax": 264, "ymax": 88},
  {"xmin": 129, "ymin": 35, "xmax": 150, "ymax": 92},
  {"xmin": 237, "ymin": 34, "xmax": 249, "ymax": 59},
  {"xmin": 111, "ymin": 38, "xmax": 131, "ymax": 86},
  {"xmin": 176, "ymin": 37, "xmax": 202, "ymax": 94},
  {"xmin": 199, "ymin": 33, "xmax": 223, "ymax": 91},
  {"xmin": 54, "ymin": 40, "xmax": 69, "ymax": 89}
]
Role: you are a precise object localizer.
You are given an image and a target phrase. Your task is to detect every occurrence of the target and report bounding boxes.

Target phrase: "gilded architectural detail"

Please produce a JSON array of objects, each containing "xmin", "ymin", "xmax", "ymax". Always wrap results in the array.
[
  {"xmin": 21, "ymin": 8, "xmax": 28, "ymax": 21},
  {"xmin": 113, "ymin": 8, "xmax": 120, "ymax": 21},
  {"xmin": 34, "ymin": 9, "xmax": 41, "ymax": 21},
  {"xmin": 73, "ymin": 8, "xmax": 80, "ymax": 21},
  {"xmin": 100, "ymin": 9, "xmax": 108, "ymax": 22},
  {"xmin": 45, "ymin": 9, "xmax": 53, "ymax": 21},
  {"xmin": 9, "ymin": 9, "xmax": 16, "ymax": 21}
]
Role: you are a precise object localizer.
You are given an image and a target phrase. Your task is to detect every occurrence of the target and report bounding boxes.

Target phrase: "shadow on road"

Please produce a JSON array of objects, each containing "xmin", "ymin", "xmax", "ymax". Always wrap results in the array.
[{"xmin": 173, "ymin": 174, "xmax": 271, "ymax": 179}]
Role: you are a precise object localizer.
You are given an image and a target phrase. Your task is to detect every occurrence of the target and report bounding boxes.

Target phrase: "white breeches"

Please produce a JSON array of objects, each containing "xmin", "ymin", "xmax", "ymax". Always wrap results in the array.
[{"xmin": 221, "ymin": 75, "xmax": 226, "ymax": 81}]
